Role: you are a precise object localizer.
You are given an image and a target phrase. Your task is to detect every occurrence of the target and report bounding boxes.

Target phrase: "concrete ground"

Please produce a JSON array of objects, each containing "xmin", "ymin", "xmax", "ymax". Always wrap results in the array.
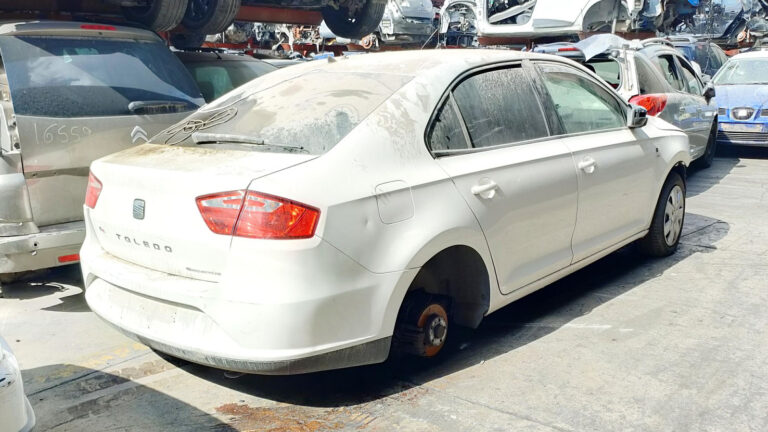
[{"xmin": 1, "ymin": 149, "xmax": 767, "ymax": 432}]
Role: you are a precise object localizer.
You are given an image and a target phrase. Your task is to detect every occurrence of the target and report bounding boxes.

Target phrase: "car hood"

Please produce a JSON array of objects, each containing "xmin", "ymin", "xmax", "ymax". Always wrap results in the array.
[{"xmin": 714, "ymin": 84, "xmax": 768, "ymax": 109}]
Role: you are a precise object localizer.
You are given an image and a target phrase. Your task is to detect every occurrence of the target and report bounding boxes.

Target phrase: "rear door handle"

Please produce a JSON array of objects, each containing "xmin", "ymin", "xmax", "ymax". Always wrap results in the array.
[
  {"xmin": 471, "ymin": 180, "xmax": 498, "ymax": 199},
  {"xmin": 578, "ymin": 157, "xmax": 597, "ymax": 174}
]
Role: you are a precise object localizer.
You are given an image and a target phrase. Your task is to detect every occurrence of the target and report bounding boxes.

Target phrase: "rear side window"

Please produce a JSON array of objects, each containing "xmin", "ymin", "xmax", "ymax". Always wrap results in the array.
[
  {"xmin": 452, "ymin": 67, "xmax": 548, "ymax": 148},
  {"xmin": 0, "ymin": 36, "xmax": 204, "ymax": 117},
  {"xmin": 427, "ymin": 97, "xmax": 469, "ymax": 152},
  {"xmin": 586, "ymin": 59, "xmax": 622, "ymax": 88},
  {"xmin": 183, "ymin": 60, "xmax": 277, "ymax": 102},
  {"xmin": 539, "ymin": 64, "xmax": 626, "ymax": 134},
  {"xmin": 654, "ymin": 54, "xmax": 686, "ymax": 91},
  {"xmin": 635, "ymin": 55, "xmax": 668, "ymax": 94}
]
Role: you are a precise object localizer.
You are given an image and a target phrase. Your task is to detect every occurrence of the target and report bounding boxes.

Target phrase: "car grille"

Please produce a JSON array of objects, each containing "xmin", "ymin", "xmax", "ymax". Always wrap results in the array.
[
  {"xmin": 731, "ymin": 107, "xmax": 755, "ymax": 120},
  {"xmin": 717, "ymin": 131, "xmax": 768, "ymax": 144}
]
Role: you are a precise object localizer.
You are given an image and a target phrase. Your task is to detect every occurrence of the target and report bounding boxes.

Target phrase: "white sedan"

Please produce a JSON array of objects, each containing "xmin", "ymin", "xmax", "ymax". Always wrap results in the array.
[
  {"xmin": 81, "ymin": 50, "xmax": 691, "ymax": 374},
  {"xmin": 1, "ymin": 335, "xmax": 35, "ymax": 432}
]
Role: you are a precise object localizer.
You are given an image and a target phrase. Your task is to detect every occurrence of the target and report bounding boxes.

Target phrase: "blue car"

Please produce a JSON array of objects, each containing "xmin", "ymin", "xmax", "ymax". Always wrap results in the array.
[{"xmin": 713, "ymin": 51, "xmax": 768, "ymax": 147}]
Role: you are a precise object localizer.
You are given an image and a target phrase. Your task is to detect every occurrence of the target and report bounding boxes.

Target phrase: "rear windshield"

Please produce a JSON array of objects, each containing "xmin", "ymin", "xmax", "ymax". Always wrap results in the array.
[
  {"xmin": 0, "ymin": 36, "xmax": 204, "ymax": 117},
  {"xmin": 182, "ymin": 59, "xmax": 277, "ymax": 102},
  {"xmin": 153, "ymin": 70, "xmax": 412, "ymax": 155}
]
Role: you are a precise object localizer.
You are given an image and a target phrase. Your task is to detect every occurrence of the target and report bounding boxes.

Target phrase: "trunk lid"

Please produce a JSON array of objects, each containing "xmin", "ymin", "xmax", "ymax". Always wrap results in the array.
[{"xmin": 88, "ymin": 144, "xmax": 316, "ymax": 281}]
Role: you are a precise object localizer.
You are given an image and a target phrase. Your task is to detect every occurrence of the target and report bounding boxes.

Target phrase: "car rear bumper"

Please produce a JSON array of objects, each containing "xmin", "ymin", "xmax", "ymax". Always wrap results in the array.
[
  {"xmin": 81, "ymin": 237, "xmax": 416, "ymax": 374},
  {"xmin": 0, "ymin": 221, "xmax": 83, "ymax": 274}
]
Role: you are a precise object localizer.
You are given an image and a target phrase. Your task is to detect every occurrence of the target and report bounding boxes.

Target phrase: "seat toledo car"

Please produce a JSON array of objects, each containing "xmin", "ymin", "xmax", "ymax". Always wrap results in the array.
[
  {"xmin": 81, "ymin": 50, "xmax": 691, "ymax": 374},
  {"xmin": 712, "ymin": 51, "xmax": 768, "ymax": 147}
]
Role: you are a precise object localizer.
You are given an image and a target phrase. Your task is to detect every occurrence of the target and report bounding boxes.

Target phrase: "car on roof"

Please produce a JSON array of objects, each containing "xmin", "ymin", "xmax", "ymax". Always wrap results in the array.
[
  {"xmin": 0, "ymin": 334, "xmax": 34, "ymax": 432},
  {"xmin": 81, "ymin": 49, "xmax": 691, "ymax": 375},
  {"xmin": 535, "ymin": 35, "xmax": 719, "ymax": 168},
  {"xmin": 711, "ymin": 50, "xmax": 768, "ymax": 147},
  {"xmin": 0, "ymin": 20, "xmax": 204, "ymax": 281},
  {"xmin": 0, "ymin": 0, "xmax": 388, "ymax": 43},
  {"xmin": 667, "ymin": 35, "xmax": 729, "ymax": 77},
  {"xmin": 174, "ymin": 50, "xmax": 277, "ymax": 103}
]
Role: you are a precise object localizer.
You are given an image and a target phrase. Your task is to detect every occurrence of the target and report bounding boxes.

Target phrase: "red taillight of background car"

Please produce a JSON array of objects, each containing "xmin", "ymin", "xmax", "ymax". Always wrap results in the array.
[
  {"xmin": 196, "ymin": 190, "xmax": 320, "ymax": 239},
  {"xmin": 629, "ymin": 94, "xmax": 668, "ymax": 117},
  {"xmin": 85, "ymin": 172, "xmax": 102, "ymax": 209}
]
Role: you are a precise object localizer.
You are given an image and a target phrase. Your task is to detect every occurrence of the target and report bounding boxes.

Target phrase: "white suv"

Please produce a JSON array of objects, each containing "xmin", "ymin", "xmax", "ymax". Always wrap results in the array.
[{"xmin": 81, "ymin": 50, "xmax": 691, "ymax": 374}]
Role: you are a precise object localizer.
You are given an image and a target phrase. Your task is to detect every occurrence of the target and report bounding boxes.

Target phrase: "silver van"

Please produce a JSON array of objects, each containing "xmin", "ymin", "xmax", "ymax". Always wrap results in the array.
[{"xmin": 0, "ymin": 21, "xmax": 204, "ymax": 278}]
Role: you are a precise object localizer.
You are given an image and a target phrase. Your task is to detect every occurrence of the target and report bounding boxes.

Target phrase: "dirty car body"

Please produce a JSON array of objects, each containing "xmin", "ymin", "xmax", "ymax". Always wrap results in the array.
[
  {"xmin": 0, "ymin": 20, "xmax": 204, "ymax": 275},
  {"xmin": 0, "ymin": 335, "xmax": 34, "ymax": 432},
  {"xmin": 82, "ymin": 50, "xmax": 691, "ymax": 375}
]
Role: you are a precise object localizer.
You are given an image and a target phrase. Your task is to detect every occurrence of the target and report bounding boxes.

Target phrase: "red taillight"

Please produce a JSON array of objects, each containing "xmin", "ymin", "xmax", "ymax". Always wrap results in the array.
[
  {"xmin": 629, "ymin": 94, "xmax": 668, "ymax": 116},
  {"xmin": 558, "ymin": 46, "xmax": 579, "ymax": 52},
  {"xmin": 58, "ymin": 254, "xmax": 80, "ymax": 263},
  {"xmin": 85, "ymin": 172, "xmax": 102, "ymax": 209},
  {"xmin": 80, "ymin": 24, "xmax": 116, "ymax": 31},
  {"xmin": 196, "ymin": 190, "xmax": 320, "ymax": 239}
]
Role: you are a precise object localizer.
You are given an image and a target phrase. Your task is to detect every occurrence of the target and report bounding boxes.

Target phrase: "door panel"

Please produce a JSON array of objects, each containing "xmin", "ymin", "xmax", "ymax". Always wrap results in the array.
[
  {"xmin": 536, "ymin": 62, "xmax": 657, "ymax": 262},
  {"xmin": 437, "ymin": 143, "xmax": 578, "ymax": 294},
  {"xmin": 559, "ymin": 130, "xmax": 657, "ymax": 261}
]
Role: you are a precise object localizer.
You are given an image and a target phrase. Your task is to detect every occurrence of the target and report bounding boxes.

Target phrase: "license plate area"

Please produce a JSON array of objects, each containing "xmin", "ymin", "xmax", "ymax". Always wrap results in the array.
[{"xmin": 721, "ymin": 123, "xmax": 763, "ymax": 132}]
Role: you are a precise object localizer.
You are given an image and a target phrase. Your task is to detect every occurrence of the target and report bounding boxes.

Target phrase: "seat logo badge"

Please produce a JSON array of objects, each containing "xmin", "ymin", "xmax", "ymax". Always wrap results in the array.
[
  {"xmin": 131, "ymin": 126, "xmax": 149, "ymax": 144},
  {"xmin": 133, "ymin": 199, "xmax": 145, "ymax": 220}
]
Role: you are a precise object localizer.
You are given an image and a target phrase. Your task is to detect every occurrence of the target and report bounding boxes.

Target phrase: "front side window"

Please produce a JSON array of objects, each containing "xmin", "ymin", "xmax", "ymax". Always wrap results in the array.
[
  {"xmin": 655, "ymin": 55, "xmax": 686, "ymax": 91},
  {"xmin": 427, "ymin": 96, "xmax": 469, "ymax": 152},
  {"xmin": 677, "ymin": 57, "xmax": 703, "ymax": 95},
  {"xmin": 539, "ymin": 64, "xmax": 626, "ymax": 134},
  {"xmin": 452, "ymin": 66, "xmax": 548, "ymax": 148},
  {"xmin": 0, "ymin": 36, "xmax": 204, "ymax": 117}
]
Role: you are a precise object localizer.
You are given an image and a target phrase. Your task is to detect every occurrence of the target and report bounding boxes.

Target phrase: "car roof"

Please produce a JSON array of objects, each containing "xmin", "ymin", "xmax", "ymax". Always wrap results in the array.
[
  {"xmin": 731, "ymin": 50, "xmax": 768, "ymax": 60},
  {"xmin": 0, "ymin": 20, "xmax": 160, "ymax": 41},
  {"xmin": 174, "ymin": 50, "xmax": 268, "ymax": 63},
  {"xmin": 269, "ymin": 49, "xmax": 557, "ymax": 77}
]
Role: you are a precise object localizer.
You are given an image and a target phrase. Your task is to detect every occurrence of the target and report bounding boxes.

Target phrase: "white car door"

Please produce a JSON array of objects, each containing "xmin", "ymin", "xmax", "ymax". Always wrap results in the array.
[
  {"xmin": 431, "ymin": 64, "xmax": 579, "ymax": 295},
  {"xmin": 535, "ymin": 62, "xmax": 657, "ymax": 262}
]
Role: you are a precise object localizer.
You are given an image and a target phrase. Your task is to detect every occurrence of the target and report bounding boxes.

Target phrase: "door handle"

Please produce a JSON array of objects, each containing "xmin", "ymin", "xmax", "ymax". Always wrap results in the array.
[
  {"xmin": 471, "ymin": 180, "xmax": 498, "ymax": 199},
  {"xmin": 578, "ymin": 157, "xmax": 597, "ymax": 174}
]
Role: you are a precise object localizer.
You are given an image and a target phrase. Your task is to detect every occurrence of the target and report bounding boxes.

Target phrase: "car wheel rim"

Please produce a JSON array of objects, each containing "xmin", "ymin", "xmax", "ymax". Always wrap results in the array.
[{"xmin": 663, "ymin": 185, "xmax": 684, "ymax": 246}]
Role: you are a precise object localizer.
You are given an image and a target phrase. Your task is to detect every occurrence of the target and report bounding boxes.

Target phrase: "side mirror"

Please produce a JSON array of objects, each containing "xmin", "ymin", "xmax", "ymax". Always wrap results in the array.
[
  {"xmin": 628, "ymin": 104, "xmax": 648, "ymax": 128},
  {"xmin": 703, "ymin": 83, "xmax": 716, "ymax": 102}
]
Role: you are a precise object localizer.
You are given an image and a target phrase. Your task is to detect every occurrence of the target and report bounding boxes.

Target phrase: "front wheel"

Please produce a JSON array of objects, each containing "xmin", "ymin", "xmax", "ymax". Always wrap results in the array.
[
  {"xmin": 322, "ymin": 0, "xmax": 387, "ymax": 39},
  {"xmin": 182, "ymin": 0, "xmax": 240, "ymax": 35},
  {"xmin": 638, "ymin": 172, "xmax": 686, "ymax": 257}
]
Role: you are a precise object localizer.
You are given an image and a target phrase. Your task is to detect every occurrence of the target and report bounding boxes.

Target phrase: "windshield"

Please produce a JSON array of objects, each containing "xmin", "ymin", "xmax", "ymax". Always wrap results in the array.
[
  {"xmin": 713, "ymin": 58, "xmax": 768, "ymax": 85},
  {"xmin": 152, "ymin": 69, "xmax": 412, "ymax": 154},
  {"xmin": 0, "ymin": 36, "xmax": 204, "ymax": 117},
  {"xmin": 182, "ymin": 59, "xmax": 277, "ymax": 102}
]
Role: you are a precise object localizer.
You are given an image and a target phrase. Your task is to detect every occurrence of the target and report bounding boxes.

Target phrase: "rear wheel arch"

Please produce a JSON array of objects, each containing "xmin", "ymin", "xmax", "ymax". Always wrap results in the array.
[{"xmin": 403, "ymin": 244, "xmax": 491, "ymax": 328}]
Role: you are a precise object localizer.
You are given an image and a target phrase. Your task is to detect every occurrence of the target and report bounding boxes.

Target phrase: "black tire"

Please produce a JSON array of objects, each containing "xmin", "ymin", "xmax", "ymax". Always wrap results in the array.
[
  {"xmin": 638, "ymin": 172, "xmax": 686, "ymax": 257},
  {"xmin": 182, "ymin": 0, "xmax": 240, "ymax": 35},
  {"xmin": 123, "ymin": 0, "xmax": 188, "ymax": 32},
  {"xmin": 693, "ymin": 118, "xmax": 718, "ymax": 170},
  {"xmin": 170, "ymin": 32, "xmax": 207, "ymax": 49},
  {"xmin": 322, "ymin": 0, "xmax": 387, "ymax": 40}
]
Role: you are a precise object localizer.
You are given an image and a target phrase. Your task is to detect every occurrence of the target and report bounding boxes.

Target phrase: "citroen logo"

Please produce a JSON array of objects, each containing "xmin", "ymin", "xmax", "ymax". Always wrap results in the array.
[
  {"xmin": 133, "ymin": 199, "xmax": 145, "ymax": 220},
  {"xmin": 131, "ymin": 126, "xmax": 149, "ymax": 144}
]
